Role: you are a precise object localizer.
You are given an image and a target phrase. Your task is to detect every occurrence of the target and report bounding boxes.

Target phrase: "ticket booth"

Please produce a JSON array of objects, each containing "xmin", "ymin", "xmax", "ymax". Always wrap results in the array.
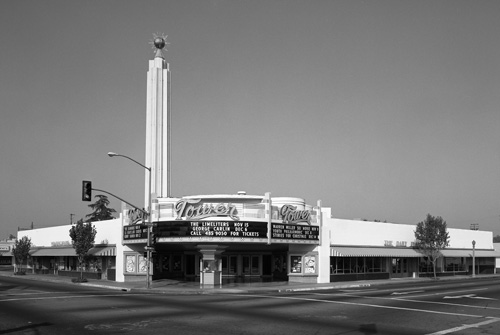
[{"xmin": 198, "ymin": 245, "xmax": 226, "ymax": 287}]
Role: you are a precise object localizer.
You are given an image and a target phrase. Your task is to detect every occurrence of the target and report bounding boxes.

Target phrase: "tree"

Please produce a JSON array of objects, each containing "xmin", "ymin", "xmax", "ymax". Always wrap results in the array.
[
  {"xmin": 69, "ymin": 219, "xmax": 97, "ymax": 281},
  {"xmin": 12, "ymin": 236, "xmax": 31, "ymax": 274},
  {"xmin": 85, "ymin": 195, "xmax": 116, "ymax": 222},
  {"xmin": 414, "ymin": 214, "xmax": 450, "ymax": 279}
]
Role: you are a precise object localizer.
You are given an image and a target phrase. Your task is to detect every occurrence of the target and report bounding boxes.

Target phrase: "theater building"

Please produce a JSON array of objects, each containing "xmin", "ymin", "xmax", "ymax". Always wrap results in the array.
[
  {"xmin": 16, "ymin": 199, "xmax": 498, "ymax": 286},
  {"xmin": 123, "ymin": 193, "xmax": 323, "ymax": 285},
  {"xmin": 120, "ymin": 195, "xmax": 497, "ymax": 285},
  {"xmin": 15, "ymin": 37, "xmax": 500, "ymax": 285}
]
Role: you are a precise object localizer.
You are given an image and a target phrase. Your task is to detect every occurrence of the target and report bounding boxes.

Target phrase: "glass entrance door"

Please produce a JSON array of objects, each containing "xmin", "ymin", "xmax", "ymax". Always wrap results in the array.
[
  {"xmin": 242, "ymin": 255, "xmax": 260, "ymax": 276},
  {"xmin": 391, "ymin": 258, "xmax": 408, "ymax": 278}
]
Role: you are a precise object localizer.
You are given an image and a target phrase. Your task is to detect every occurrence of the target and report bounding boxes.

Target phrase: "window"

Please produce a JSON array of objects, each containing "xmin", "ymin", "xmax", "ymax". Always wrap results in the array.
[
  {"xmin": 419, "ymin": 257, "xmax": 432, "ymax": 273},
  {"xmin": 125, "ymin": 254, "xmax": 136, "ymax": 273},
  {"xmin": 331, "ymin": 257, "xmax": 386, "ymax": 274},
  {"xmin": 124, "ymin": 253, "xmax": 148, "ymax": 274},
  {"xmin": 444, "ymin": 257, "xmax": 465, "ymax": 272},
  {"xmin": 138, "ymin": 255, "xmax": 147, "ymax": 273},
  {"xmin": 290, "ymin": 256, "xmax": 302, "ymax": 273},
  {"xmin": 304, "ymin": 255, "xmax": 316, "ymax": 274}
]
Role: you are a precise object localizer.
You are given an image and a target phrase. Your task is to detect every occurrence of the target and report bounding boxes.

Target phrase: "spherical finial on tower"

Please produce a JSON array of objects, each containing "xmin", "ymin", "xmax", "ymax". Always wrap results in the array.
[
  {"xmin": 150, "ymin": 33, "xmax": 170, "ymax": 59},
  {"xmin": 154, "ymin": 37, "xmax": 166, "ymax": 50}
]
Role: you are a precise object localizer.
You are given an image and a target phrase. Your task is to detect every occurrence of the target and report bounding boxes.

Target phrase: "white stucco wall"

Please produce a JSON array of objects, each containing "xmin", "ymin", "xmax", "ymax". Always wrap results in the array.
[
  {"xmin": 327, "ymin": 219, "xmax": 416, "ymax": 247},
  {"xmin": 447, "ymin": 228, "xmax": 493, "ymax": 249},
  {"xmin": 325, "ymin": 218, "xmax": 494, "ymax": 250},
  {"xmin": 317, "ymin": 207, "xmax": 332, "ymax": 283},
  {"xmin": 17, "ymin": 217, "xmax": 122, "ymax": 247}
]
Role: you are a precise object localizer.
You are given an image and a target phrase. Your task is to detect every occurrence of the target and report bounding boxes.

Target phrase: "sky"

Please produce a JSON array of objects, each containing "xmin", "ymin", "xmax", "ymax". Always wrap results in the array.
[{"xmin": 1, "ymin": 0, "xmax": 500, "ymax": 239}]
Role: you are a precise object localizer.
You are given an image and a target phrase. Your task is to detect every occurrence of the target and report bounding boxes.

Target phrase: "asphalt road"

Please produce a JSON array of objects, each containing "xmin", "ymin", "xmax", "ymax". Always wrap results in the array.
[{"xmin": 1, "ymin": 276, "xmax": 499, "ymax": 334}]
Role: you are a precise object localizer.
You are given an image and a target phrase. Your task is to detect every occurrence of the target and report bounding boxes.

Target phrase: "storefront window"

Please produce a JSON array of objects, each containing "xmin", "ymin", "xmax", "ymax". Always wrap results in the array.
[
  {"xmin": 419, "ymin": 257, "xmax": 432, "ymax": 273},
  {"xmin": 138, "ymin": 255, "xmax": 147, "ymax": 273},
  {"xmin": 445, "ymin": 257, "xmax": 465, "ymax": 272},
  {"xmin": 478, "ymin": 257, "xmax": 494, "ymax": 266},
  {"xmin": 372, "ymin": 257, "xmax": 383, "ymax": 272},
  {"xmin": 304, "ymin": 255, "xmax": 316, "ymax": 274},
  {"xmin": 331, "ymin": 257, "xmax": 386, "ymax": 274},
  {"xmin": 125, "ymin": 255, "xmax": 136, "ymax": 273},
  {"xmin": 290, "ymin": 256, "xmax": 302, "ymax": 273},
  {"xmin": 173, "ymin": 255, "xmax": 182, "ymax": 271}
]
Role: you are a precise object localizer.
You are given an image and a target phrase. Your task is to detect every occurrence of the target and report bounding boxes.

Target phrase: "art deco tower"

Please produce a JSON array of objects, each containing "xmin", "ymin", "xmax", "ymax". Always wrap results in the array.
[{"xmin": 145, "ymin": 36, "xmax": 171, "ymax": 204}]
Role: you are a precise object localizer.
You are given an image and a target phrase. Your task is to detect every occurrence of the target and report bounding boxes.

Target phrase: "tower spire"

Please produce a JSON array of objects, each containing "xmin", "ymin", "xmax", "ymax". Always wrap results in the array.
[{"xmin": 145, "ymin": 34, "xmax": 171, "ymax": 203}]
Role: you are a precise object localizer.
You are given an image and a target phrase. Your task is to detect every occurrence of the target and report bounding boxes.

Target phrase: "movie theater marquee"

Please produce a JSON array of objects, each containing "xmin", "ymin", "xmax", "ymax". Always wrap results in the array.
[{"xmin": 124, "ymin": 199, "xmax": 320, "ymax": 244}]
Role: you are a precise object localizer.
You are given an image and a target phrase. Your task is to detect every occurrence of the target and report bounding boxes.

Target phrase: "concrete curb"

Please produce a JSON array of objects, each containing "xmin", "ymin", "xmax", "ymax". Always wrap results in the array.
[
  {"xmin": 3, "ymin": 271, "xmax": 499, "ymax": 295},
  {"xmin": 79, "ymin": 282, "xmax": 131, "ymax": 291},
  {"xmin": 279, "ymin": 283, "xmax": 372, "ymax": 293}
]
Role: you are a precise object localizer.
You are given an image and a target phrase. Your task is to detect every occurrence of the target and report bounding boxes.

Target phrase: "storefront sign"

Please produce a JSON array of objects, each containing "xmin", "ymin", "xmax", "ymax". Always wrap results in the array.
[
  {"xmin": 123, "ymin": 221, "xmax": 321, "ymax": 241},
  {"xmin": 280, "ymin": 205, "xmax": 311, "ymax": 224},
  {"xmin": 155, "ymin": 221, "xmax": 267, "ymax": 238},
  {"xmin": 0, "ymin": 246, "xmax": 10, "ymax": 251},
  {"xmin": 123, "ymin": 224, "xmax": 148, "ymax": 240},
  {"xmin": 175, "ymin": 199, "xmax": 239, "ymax": 221},
  {"xmin": 272, "ymin": 223, "xmax": 319, "ymax": 240},
  {"xmin": 127, "ymin": 208, "xmax": 146, "ymax": 225},
  {"xmin": 384, "ymin": 240, "xmax": 415, "ymax": 247},
  {"xmin": 51, "ymin": 241, "xmax": 71, "ymax": 247}
]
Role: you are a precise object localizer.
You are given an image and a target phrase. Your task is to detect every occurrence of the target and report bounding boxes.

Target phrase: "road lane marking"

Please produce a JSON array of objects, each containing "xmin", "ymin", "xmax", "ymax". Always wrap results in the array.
[
  {"xmin": 0, "ymin": 293, "xmax": 153, "ymax": 302},
  {"xmin": 326, "ymin": 292, "xmax": 500, "ymax": 312},
  {"xmin": 386, "ymin": 287, "xmax": 489, "ymax": 299},
  {"xmin": 391, "ymin": 290, "xmax": 424, "ymax": 295},
  {"xmin": 426, "ymin": 317, "xmax": 500, "ymax": 335},
  {"xmin": 443, "ymin": 294, "xmax": 496, "ymax": 300},
  {"xmin": 239, "ymin": 294, "xmax": 487, "ymax": 318},
  {"xmin": 0, "ymin": 290, "xmax": 125, "ymax": 297}
]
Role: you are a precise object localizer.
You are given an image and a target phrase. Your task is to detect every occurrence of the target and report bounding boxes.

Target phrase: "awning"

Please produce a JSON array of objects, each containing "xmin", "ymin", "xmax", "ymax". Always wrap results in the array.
[
  {"xmin": 89, "ymin": 246, "xmax": 116, "ymax": 256},
  {"xmin": 31, "ymin": 247, "xmax": 76, "ymax": 257},
  {"xmin": 30, "ymin": 246, "xmax": 116, "ymax": 257},
  {"xmin": 440, "ymin": 249, "xmax": 500, "ymax": 258},
  {"xmin": 331, "ymin": 246, "xmax": 422, "ymax": 257}
]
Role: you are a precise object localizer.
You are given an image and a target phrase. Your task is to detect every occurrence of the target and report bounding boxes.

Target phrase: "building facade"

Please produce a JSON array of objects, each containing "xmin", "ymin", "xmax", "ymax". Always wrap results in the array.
[
  {"xmin": 15, "ymin": 199, "xmax": 498, "ymax": 286},
  {"xmin": 0, "ymin": 239, "xmax": 14, "ymax": 267}
]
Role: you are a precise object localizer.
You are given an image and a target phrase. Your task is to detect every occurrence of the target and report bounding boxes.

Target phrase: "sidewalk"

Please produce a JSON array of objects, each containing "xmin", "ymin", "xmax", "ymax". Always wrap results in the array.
[{"xmin": 2, "ymin": 270, "xmax": 498, "ymax": 294}]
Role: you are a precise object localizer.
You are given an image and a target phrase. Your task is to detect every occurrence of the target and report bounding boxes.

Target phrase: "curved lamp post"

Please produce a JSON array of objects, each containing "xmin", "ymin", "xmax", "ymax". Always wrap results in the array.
[
  {"xmin": 472, "ymin": 240, "xmax": 476, "ymax": 278},
  {"xmin": 108, "ymin": 152, "xmax": 152, "ymax": 289}
]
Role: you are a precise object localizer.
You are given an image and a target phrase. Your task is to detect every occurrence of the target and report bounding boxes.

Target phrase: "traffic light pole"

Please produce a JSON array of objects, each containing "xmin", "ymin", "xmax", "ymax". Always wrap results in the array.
[
  {"xmin": 91, "ymin": 186, "xmax": 152, "ymax": 289},
  {"xmin": 107, "ymin": 152, "xmax": 153, "ymax": 289},
  {"xmin": 89, "ymin": 187, "xmax": 148, "ymax": 218}
]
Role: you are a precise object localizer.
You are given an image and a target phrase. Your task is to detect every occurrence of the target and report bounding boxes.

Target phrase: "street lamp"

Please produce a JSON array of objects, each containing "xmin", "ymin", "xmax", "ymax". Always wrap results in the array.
[
  {"xmin": 108, "ymin": 151, "xmax": 153, "ymax": 289},
  {"xmin": 472, "ymin": 240, "xmax": 476, "ymax": 278}
]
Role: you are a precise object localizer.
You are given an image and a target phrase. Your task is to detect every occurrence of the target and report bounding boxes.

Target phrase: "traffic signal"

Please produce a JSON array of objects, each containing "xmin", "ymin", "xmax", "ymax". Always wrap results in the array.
[
  {"xmin": 82, "ymin": 180, "xmax": 92, "ymax": 201},
  {"xmin": 149, "ymin": 232, "xmax": 156, "ymax": 246}
]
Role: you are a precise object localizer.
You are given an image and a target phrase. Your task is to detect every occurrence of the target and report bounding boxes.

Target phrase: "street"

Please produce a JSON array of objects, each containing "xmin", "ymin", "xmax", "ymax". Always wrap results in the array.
[{"xmin": 1, "ymin": 276, "xmax": 499, "ymax": 334}]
